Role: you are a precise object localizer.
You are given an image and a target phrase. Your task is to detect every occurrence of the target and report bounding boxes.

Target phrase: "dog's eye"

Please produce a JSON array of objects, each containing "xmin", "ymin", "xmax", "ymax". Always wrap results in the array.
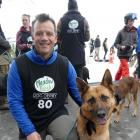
[
  {"xmin": 101, "ymin": 95, "xmax": 109, "ymax": 102},
  {"xmin": 88, "ymin": 97, "xmax": 96, "ymax": 104}
]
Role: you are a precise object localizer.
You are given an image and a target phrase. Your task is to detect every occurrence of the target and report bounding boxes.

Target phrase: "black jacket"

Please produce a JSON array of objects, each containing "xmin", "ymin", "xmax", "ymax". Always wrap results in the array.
[
  {"xmin": 0, "ymin": 25, "xmax": 11, "ymax": 55},
  {"xmin": 57, "ymin": 10, "xmax": 90, "ymax": 66}
]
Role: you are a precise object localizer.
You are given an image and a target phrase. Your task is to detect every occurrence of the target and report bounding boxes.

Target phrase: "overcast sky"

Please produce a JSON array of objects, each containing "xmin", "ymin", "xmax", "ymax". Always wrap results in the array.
[{"xmin": 0, "ymin": 0, "xmax": 140, "ymax": 46}]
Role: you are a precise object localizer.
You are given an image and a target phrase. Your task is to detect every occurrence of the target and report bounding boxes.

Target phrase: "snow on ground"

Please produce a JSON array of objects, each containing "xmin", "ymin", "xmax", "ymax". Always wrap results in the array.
[{"xmin": 85, "ymin": 47, "xmax": 136, "ymax": 83}]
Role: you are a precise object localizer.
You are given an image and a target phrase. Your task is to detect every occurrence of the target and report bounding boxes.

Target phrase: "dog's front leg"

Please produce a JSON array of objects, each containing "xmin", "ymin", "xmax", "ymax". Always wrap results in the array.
[
  {"xmin": 114, "ymin": 99, "xmax": 125, "ymax": 123},
  {"xmin": 132, "ymin": 93, "xmax": 138, "ymax": 117},
  {"xmin": 124, "ymin": 93, "xmax": 132, "ymax": 108}
]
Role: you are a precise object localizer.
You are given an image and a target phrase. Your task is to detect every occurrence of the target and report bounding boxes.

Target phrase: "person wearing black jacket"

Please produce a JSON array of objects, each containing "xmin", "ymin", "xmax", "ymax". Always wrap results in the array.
[
  {"xmin": 57, "ymin": 0, "xmax": 90, "ymax": 78},
  {"xmin": 0, "ymin": 25, "xmax": 11, "ymax": 55},
  {"xmin": 94, "ymin": 35, "xmax": 101, "ymax": 61},
  {"xmin": 0, "ymin": 0, "xmax": 11, "ymax": 110}
]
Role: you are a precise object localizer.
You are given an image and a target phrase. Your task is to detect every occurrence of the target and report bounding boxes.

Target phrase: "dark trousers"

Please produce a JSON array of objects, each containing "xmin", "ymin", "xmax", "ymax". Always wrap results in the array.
[
  {"xmin": 19, "ymin": 115, "xmax": 78, "ymax": 140},
  {"xmin": 73, "ymin": 65, "xmax": 83, "ymax": 78}
]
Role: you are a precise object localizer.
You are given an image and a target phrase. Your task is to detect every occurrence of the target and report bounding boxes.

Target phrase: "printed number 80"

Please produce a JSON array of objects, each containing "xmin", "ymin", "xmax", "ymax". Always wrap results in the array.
[{"xmin": 38, "ymin": 100, "xmax": 52, "ymax": 109}]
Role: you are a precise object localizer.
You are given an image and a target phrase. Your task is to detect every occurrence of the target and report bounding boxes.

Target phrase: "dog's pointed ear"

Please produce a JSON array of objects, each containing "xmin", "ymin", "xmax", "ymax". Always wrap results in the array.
[
  {"xmin": 101, "ymin": 69, "xmax": 114, "ymax": 92},
  {"xmin": 76, "ymin": 77, "xmax": 89, "ymax": 97}
]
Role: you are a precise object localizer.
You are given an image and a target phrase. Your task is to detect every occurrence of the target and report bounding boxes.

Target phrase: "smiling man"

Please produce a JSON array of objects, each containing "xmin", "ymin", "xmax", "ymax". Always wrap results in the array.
[{"xmin": 7, "ymin": 13, "xmax": 82, "ymax": 140}]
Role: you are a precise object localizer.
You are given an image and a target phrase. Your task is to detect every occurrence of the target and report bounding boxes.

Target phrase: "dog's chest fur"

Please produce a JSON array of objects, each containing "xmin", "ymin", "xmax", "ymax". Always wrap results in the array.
[{"xmin": 77, "ymin": 115, "xmax": 110, "ymax": 140}]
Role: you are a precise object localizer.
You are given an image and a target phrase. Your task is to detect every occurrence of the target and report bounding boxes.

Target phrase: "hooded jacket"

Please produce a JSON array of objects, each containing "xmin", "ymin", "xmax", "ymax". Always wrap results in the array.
[
  {"xmin": 114, "ymin": 26, "xmax": 138, "ymax": 59},
  {"xmin": 16, "ymin": 26, "xmax": 32, "ymax": 54},
  {"xmin": 57, "ymin": 0, "xmax": 90, "ymax": 66}
]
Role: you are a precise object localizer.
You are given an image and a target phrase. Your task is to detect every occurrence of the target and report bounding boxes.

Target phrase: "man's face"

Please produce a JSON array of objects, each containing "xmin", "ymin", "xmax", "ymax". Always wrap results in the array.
[
  {"xmin": 32, "ymin": 20, "xmax": 57, "ymax": 58},
  {"xmin": 22, "ymin": 15, "xmax": 30, "ymax": 28},
  {"xmin": 127, "ymin": 20, "xmax": 134, "ymax": 27}
]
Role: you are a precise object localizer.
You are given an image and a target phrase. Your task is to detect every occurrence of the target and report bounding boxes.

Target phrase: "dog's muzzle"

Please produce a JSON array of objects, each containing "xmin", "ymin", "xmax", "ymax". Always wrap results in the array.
[{"xmin": 91, "ymin": 108, "xmax": 107, "ymax": 125}]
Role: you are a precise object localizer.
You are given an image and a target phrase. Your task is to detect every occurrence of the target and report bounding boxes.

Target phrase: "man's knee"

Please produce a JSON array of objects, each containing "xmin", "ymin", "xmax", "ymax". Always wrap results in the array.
[{"xmin": 48, "ymin": 115, "xmax": 78, "ymax": 140}]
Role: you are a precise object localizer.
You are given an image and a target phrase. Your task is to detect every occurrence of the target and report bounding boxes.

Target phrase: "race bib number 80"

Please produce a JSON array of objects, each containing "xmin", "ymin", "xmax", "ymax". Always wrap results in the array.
[{"xmin": 38, "ymin": 100, "xmax": 52, "ymax": 109}]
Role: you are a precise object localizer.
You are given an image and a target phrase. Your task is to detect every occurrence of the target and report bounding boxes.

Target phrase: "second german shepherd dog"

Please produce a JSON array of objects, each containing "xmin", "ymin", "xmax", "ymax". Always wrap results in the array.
[
  {"xmin": 76, "ymin": 69, "xmax": 116, "ymax": 140},
  {"xmin": 113, "ymin": 76, "xmax": 139, "ymax": 123}
]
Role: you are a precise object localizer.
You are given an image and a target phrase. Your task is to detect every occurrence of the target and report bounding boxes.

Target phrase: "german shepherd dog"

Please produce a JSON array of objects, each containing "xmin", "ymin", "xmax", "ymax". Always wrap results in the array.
[
  {"xmin": 76, "ymin": 69, "xmax": 116, "ymax": 140},
  {"xmin": 114, "ymin": 76, "xmax": 139, "ymax": 123}
]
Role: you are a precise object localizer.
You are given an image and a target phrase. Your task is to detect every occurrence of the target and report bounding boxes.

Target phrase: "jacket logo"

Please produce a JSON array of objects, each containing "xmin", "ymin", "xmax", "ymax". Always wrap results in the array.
[
  {"xmin": 68, "ymin": 19, "xmax": 79, "ymax": 29},
  {"xmin": 34, "ymin": 76, "xmax": 55, "ymax": 92}
]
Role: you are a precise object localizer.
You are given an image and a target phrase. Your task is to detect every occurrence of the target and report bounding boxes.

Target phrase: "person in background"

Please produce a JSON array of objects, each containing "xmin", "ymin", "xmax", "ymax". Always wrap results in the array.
[
  {"xmin": 16, "ymin": 14, "xmax": 32, "ymax": 56},
  {"xmin": 0, "ymin": 0, "xmax": 11, "ymax": 110},
  {"xmin": 7, "ymin": 13, "xmax": 82, "ymax": 140},
  {"xmin": 89, "ymin": 38, "xmax": 94, "ymax": 57},
  {"xmin": 136, "ymin": 25, "xmax": 140, "ymax": 81},
  {"xmin": 57, "ymin": 0, "xmax": 90, "ymax": 78},
  {"xmin": 109, "ymin": 46, "xmax": 115, "ymax": 64},
  {"xmin": 0, "ymin": 0, "xmax": 11, "ymax": 60},
  {"xmin": 94, "ymin": 35, "xmax": 101, "ymax": 61},
  {"xmin": 114, "ymin": 13, "xmax": 138, "ymax": 80},
  {"xmin": 103, "ymin": 38, "xmax": 108, "ymax": 61}
]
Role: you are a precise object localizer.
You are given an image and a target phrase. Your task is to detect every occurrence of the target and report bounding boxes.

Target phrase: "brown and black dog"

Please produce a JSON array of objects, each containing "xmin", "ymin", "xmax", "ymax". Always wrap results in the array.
[
  {"xmin": 114, "ymin": 76, "xmax": 139, "ymax": 123},
  {"xmin": 76, "ymin": 69, "xmax": 116, "ymax": 140}
]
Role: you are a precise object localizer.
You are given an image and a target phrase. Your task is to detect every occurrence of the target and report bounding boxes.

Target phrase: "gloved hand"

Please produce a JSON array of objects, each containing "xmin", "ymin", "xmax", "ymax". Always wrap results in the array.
[{"xmin": 121, "ymin": 46, "xmax": 126, "ymax": 50}]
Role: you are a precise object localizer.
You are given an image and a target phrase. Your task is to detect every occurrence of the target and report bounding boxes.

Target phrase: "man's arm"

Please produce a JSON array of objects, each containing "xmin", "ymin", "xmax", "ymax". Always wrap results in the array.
[
  {"xmin": 84, "ymin": 19, "xmax": 90, "ymax": 42},
  {"xmin": 0, "ymin": 25, "xmax": 11, "ymax": 52},
  {"xmin": 16, "ymin": 31, "xmax": 31, "ymax": 51},
  {"xmin": 67, "ymin": 61, "xmax": 82, "ymax": 106},
  {"xmin": 7, "ymin": 60, "xmax": 36, "ymax": 136},
  {"xmin": 0, "ymin": 35, "xmax": 11, "ymax": 51},
  {"xmin": 114, "ymin": 31, "xmax": 122, "ymax": 49}
]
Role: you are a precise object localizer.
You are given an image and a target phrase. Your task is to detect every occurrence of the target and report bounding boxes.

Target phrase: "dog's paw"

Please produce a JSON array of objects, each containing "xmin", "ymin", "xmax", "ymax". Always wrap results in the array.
[
  {"xmin": 124, "ymin": 105, "xmax": 130, "ymax": 108},
  {"xmin": 131, "ymin": 112, "xmax": 137, "ymax": 117},
  {"xmin": 114, "ymin": 119, "xmax": 120, "ymax": 124}
]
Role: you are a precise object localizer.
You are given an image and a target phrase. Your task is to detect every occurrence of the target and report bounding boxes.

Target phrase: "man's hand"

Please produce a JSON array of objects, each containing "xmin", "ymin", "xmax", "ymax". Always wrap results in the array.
[
  {"xmin": 27, "ymin": 44, "xmax": 32, "ymax": 49},
  {"xmin": 27, "ymin": 132, "xmax": 42, "ymax": 140},
  {"xmin": 121, "ymin": 45, "xmax": 126, "ymax": 50}
]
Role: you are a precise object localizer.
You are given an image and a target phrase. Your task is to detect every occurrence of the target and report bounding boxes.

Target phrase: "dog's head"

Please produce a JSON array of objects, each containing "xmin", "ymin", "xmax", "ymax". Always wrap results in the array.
[{"xmin": 77, "ymin": 69, "xmax": 116, "ymax": 126}]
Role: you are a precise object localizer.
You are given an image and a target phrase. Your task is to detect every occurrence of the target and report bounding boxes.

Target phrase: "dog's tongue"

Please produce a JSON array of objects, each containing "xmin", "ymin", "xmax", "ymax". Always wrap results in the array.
[{"xmin": 97, "ymin": 118, "xmax": 106, "ymax": 125}]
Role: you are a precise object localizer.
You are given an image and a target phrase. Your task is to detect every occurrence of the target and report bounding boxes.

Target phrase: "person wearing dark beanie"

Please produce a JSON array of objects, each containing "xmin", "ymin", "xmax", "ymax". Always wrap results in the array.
[
  {"xmin": 57, "ymin": 0, "xmax": 90, "ymax": 80},
  {"xmin": 68, "ymin": 0, "xmax": 78, "ymax": 11}
]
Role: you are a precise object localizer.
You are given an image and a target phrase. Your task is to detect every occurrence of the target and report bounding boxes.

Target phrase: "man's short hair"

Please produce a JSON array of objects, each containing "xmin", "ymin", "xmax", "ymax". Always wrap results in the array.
[
  {"xmin": 32, "ymin": 13, "xmax": 56, "ymax": 33},
  {"xmin": 22, "ymin": 14, "xmax": 30, "ymax": 20}
]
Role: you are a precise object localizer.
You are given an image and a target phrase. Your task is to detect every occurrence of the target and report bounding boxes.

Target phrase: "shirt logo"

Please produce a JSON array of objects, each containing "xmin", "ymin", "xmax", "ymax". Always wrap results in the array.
[
  {"xmin": 68, "ymin": 20, "xmax": 79, "ymax": 29},
  {"xmin": 34, "ymin": 76, "xmax": 55, "ymax": 92}
]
